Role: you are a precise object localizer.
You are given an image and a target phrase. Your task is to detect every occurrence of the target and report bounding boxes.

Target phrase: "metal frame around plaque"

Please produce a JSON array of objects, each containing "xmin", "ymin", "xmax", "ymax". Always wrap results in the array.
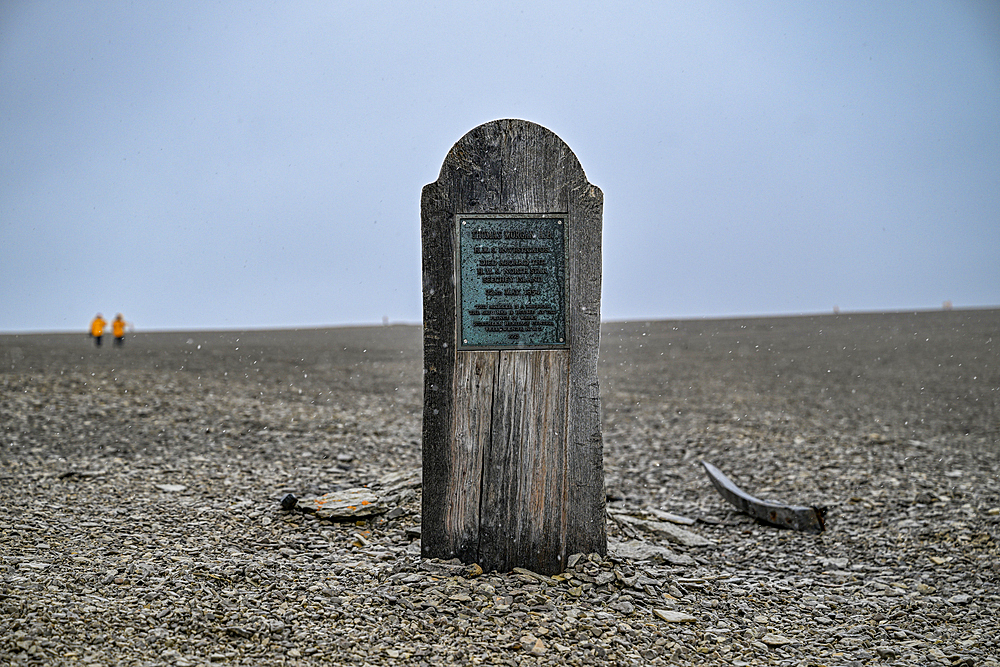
[{"xmin": 456, "ymin": 213, "xmax": 569, "ymax": 350}]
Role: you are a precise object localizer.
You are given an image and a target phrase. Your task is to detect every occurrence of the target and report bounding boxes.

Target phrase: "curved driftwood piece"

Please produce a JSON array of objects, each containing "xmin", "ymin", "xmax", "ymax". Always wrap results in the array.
[{"xmin": 701, "ymin": 460, "xmax": 826, "ymax": 533}]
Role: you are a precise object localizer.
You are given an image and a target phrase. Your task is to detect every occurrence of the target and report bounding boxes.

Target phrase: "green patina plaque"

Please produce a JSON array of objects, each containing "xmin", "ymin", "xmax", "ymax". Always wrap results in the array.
[{"xmin": 458, "ymin": 215, "xmax": 567, "ymax": 349}]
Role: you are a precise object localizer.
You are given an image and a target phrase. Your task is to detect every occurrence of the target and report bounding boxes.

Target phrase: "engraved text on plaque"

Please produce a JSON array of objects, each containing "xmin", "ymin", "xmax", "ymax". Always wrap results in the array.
[{"xmin": 458, "ymin": 215, "xmax": 567, "ymax": 349}]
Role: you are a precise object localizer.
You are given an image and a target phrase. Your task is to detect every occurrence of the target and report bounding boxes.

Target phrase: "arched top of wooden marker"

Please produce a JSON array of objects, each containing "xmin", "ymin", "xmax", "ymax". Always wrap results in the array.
[{"xmin": 426, "ymin": 118, "xmax": 601, "ymax": 214}]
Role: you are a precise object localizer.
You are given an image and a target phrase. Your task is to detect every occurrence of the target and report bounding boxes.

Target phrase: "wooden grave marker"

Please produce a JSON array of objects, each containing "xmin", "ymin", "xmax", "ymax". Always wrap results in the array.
[{"xmin": 421, "ymin": 119, "xmax": 605, "ymax": 575}]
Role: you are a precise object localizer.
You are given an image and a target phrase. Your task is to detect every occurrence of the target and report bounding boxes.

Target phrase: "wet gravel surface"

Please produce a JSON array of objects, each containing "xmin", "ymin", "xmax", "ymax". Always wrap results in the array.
[{"xmin": 2, "ymin": 310, "xmax": 998, "ymax": 666}]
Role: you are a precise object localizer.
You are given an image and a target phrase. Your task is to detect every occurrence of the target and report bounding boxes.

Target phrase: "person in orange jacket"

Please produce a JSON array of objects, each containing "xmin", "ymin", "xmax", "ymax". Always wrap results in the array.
[
  {"xmin": 90, "ymin": 314, "xmax": 107, "ymax": 347},
  {"xmin": 112, "ymin": 313, "xmax": 128, "ymax": 346}
]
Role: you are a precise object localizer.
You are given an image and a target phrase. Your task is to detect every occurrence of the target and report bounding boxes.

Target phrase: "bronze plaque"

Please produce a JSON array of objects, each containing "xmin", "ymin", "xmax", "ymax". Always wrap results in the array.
[{"xmin": 457, "ymin": 215, "xmax": 567, "ymax": 349}]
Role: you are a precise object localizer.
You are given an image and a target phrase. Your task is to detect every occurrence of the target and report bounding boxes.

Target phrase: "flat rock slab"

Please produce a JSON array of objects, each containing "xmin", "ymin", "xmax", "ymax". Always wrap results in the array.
[
  {"xmin": 761, "ymin": 633, "xmax": 797, "ymax": 647},
  {"xmin": 647, "ymin": 508, "xmax": 696, "ymax": 525},
  {"xmin": 609, "ymin": 538, "xmax": 696, "ymax": 565},
  {"xmin": 154, "ymin": 484, "xmax": 187, "ymax": 493},
  {"xmin": 653, "ymin": 609, "xmax": 697, "ymax": 623},
  {"xmin": 376, "ymin": 469, "xmax": 421, "ymax": 494},
  {"xmin": 610, "ymin": 512, "xmax": 714, "ymax": 546},
  {"xmin": 296, "ymin": 488, "xmax": 387, "ymax": 519}
]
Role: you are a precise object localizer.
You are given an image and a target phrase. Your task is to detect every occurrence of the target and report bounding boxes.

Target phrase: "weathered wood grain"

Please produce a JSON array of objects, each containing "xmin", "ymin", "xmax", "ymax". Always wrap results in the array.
[
  {"xmin": 478, "ymin": 349, "xmax": 569, "ymax": 574},
  {"xmin": 420, "ymin": 126, "xmax": 501, "ymax": 560},
  {"xmin": 444, "ymin": 350, "xmax": 496, "ymax": 561},
  {"xmin": 565, "ymin": 161, "xmax": 606, "ymax": 558},
  {"xmin": 421, "ymin": 119, "xmax": 605, "ymax": 573}
]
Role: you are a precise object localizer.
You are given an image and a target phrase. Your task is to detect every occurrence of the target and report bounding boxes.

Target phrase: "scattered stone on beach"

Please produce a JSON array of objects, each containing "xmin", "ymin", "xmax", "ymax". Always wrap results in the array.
[
  {"xmin": 2, "ymin": 312, "xmax": 998, "ymax": 666},
  {"xmin": 761, "ymin": 633, "xmax": 796, "ymax": 647},
  {"xmin": 609, "ymin": 538, "xmax": 697, "ymax": 565},
  {"xmin": 646, "ymin": 507, "xmax": 696, "ymax": 525},
  {"xmin": 610, "ymin": 510, "xmax": 715, "ymax": 546},
  {"xmin": 374, "ymin": 469, "xmax": 422, "ymax": 494},
  {"xmin": 154, "ymin": 483, "xmax": 187, "ymax": 493},
  {"xmin": 653, "ymin": 609, "xmax": 698, "ymax": 622},
  {"xmin": 295, "ymin": 487, "xmax": 387, "ymax": 519}
]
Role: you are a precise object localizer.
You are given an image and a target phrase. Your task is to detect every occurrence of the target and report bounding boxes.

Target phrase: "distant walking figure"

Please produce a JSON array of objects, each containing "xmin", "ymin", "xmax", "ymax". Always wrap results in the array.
[
  {"xmin": 90, "ymin": 314, "xmax": 107, "ymax": 347},
  {"xmin": 112, "ymin": 313, "xmax": 127, "ymax": 347}
]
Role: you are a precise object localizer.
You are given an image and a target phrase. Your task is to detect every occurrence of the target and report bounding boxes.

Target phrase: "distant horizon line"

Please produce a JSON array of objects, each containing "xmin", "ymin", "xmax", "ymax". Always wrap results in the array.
[{"xmin": 2, "ymin": 305, "xmax": 997, "ymax": 336}]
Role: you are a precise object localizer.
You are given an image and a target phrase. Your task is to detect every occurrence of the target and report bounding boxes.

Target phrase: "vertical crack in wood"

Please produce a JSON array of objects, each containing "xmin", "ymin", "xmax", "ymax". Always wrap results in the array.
[
  {"xmin": 560, "ymin": 350, "xmax": 571, "ymax": 570},
  {"xmin": 476, "ymin": 351, "xmax": 502, "ymax": 563}
]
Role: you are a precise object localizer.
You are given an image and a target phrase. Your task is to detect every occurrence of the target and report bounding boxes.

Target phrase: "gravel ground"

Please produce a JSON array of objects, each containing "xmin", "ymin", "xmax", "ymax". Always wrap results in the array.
[{"xmin": 2, "ymin": 310, "xmax": 998, "ymax": 666}]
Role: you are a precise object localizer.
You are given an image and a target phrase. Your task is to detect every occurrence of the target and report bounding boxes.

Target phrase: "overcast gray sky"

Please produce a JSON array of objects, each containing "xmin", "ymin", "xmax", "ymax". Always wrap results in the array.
[{"xmin": 2, "ymin": 1, "xmax": 998, "ymax": 333}]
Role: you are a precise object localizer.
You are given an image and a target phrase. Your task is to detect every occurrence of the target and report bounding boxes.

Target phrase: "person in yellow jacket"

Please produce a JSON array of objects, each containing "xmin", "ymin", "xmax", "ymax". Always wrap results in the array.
[
  {"xmin": 90, "ymin": 314, "xmax": 107, "ymax": 347},
  {"xmin": 112, "ymin": 313, "xmax": 128, "ymax": 346}
]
